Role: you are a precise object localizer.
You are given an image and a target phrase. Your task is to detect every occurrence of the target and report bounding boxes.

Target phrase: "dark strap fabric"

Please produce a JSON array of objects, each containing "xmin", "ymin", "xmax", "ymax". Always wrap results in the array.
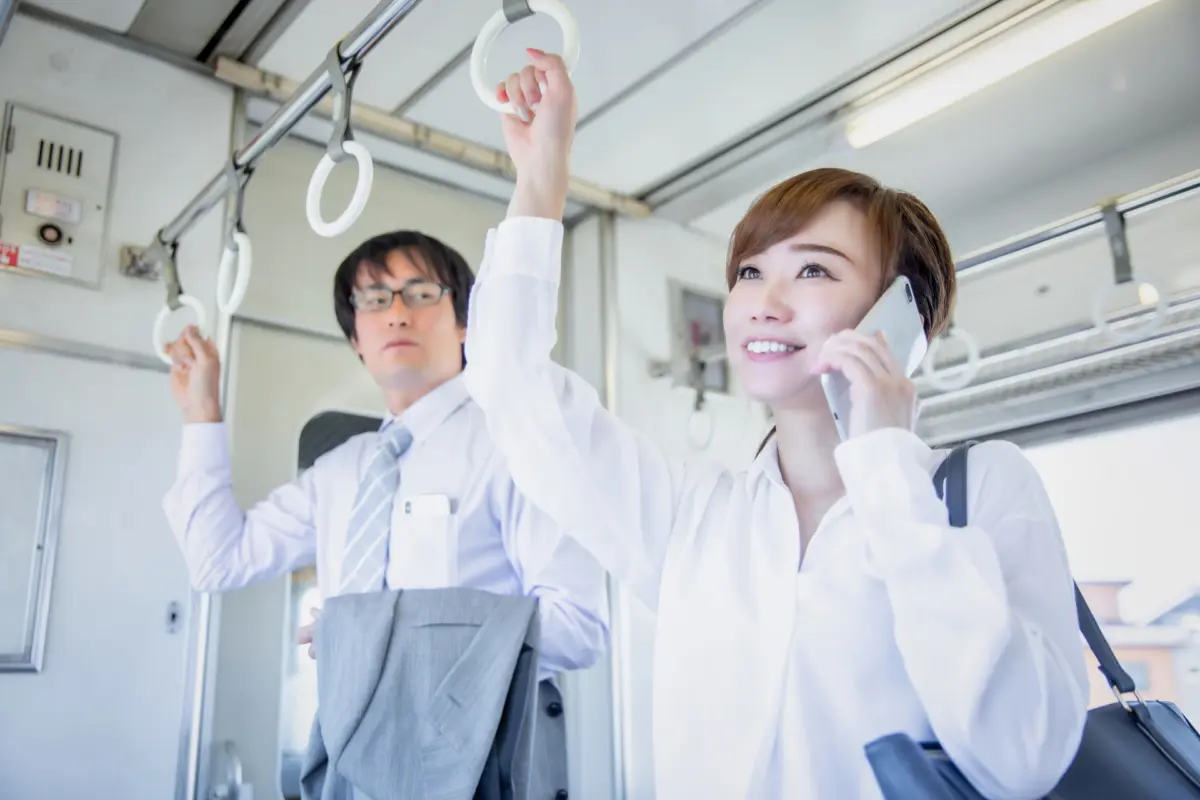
[{"xmin": 934, "ymin": 442, "xmax": 1135, "ymax": 695}]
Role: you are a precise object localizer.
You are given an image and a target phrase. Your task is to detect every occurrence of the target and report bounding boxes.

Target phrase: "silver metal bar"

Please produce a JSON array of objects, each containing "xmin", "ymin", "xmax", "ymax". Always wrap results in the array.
[
  {"xmin": 0, "ymin": 327, "xmax": 169, "ymax": 373},
  {"xmin": 956, "ymin": 168, "xmax": 1200, "ymax": 280},
  {"xmin": 150, "ymin": 0, "xmax": 424, "ymax": 253},
  {"xmin": 503, "ymin": 0, "xmax": 534, "ymax": 24},
  {"xmin": 598, "ymin": 210, "xmax": 632, "ymax": 800},
  {"xmin": 234, "ymin": 311, "xmax": 347, "ymax": 345}
]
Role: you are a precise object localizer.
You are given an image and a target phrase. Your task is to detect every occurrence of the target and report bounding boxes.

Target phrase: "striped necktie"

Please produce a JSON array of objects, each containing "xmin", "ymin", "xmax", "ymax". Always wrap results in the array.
[{"xmin": 338, "ymin": 423, "xmax": 413, "ymax": 595}]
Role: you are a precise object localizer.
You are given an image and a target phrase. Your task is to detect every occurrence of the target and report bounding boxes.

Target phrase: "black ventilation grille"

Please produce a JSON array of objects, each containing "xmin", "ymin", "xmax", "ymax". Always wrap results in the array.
[{"xmin": 35, "ymin": 139, "xmax": 83, "ymax": 178}]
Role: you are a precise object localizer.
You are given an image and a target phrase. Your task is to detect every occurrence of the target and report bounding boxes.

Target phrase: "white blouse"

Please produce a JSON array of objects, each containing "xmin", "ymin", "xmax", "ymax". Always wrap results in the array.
[{"xmin": 463, "ymin": 217, "xmax": 1089, "ymax": 799}]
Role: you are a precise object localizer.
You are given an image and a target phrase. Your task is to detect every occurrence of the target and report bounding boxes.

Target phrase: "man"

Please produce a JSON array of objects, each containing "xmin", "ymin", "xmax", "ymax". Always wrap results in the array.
[{"xmin": 162, "ymin": 230, "xmax": 608, "ymax": 791}]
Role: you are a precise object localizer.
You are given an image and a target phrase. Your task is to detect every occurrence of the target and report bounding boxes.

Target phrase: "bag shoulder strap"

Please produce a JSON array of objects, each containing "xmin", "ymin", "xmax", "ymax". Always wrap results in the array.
[{"xmin": 934, "ymin": 441, "xmax": 1136, "ymax": 695}]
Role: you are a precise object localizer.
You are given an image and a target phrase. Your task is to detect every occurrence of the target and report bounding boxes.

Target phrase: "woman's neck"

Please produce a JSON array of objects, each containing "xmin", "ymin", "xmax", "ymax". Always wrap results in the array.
[
  {"xmin": 773, "ymin": 404, "xmax": 847, "ymax": 553},
  {"xmin": 773, "ymin": 405, "xmax": 845, "ymax": 499}
]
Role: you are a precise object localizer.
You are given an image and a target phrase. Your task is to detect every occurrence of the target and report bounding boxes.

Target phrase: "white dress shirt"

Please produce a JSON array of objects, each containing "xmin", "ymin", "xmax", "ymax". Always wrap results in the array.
[
  {"xmin": 162, "ymin": 374, "xmax": 609, "ymax": 679},
  {"xmin": 463, "ymin": 217, "xmax": 1090, "ymax": 798}
]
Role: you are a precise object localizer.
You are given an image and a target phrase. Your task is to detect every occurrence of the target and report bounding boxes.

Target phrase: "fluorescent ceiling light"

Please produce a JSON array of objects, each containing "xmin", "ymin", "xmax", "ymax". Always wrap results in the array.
[{"xmin": 845, "ymin": 0, "xmax": 1167, "ymax": 149}]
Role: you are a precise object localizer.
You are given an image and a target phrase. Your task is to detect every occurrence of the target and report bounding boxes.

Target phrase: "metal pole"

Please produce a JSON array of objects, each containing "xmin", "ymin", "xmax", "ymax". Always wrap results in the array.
[
  {"xmin": 150, "ymin": 0, "xmax": 424, "ymax": 252},
  {"xmin": 955, "ymin": 168, "xmax": 1200, "ymax": 282},
  {"xmin": 597, "ymin": 209, "xmax": 633, "ymax": 800}
]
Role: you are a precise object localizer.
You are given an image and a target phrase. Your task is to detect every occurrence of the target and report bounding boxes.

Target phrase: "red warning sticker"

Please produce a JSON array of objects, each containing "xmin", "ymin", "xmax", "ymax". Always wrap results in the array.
[
  {"xmin": 0, "ymin": 242, "xmax": 18, "ymax": 267},
  {"xmin": 0, "ymin": 240, "xmax": 73, "ymax": 276}
]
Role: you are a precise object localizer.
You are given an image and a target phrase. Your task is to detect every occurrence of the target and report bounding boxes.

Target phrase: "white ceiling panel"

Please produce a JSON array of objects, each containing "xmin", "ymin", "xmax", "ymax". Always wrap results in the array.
[
  {"xmin": 257, "ymin": 0, "xmax": 379, "ymax": 77},
  {"xmin": 689, "ymin": 0, "xmax": 1200, "ymax": 249},
  {"xmin": 403, "ymin": 0, "xmax": 765, "ymax": 178},
  {"xmin": 558, "ymin": 0, "xmax": 976, "ymax": 193},
  {"xmin": 27, "ymin": 0, "xmax": 147, "ymax": 33},
  {"xmin": 257, "ymin": 0, "xmax": 503, "ymax": 110},
  {"xmin": 245, "ymin": 97, "xmax": 585, "ymax": 216}
]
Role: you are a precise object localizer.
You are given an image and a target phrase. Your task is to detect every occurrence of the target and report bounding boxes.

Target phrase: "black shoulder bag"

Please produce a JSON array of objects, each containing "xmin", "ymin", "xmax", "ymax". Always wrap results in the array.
[{"xmin": 864, "ymin": 441, "xmax": 1200, "ymax": 799}]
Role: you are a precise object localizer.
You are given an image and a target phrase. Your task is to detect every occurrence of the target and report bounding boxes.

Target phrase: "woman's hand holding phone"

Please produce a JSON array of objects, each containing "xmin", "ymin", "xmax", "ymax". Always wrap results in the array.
[{"xmin": 813, "ymin": 330, "xmax": 918, "ymax": 439}]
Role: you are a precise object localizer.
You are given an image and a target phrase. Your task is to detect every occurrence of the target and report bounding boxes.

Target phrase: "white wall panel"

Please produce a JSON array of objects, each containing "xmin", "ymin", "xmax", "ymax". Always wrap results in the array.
[
  {"xmin": 0, "ymin": 347, "xmax": 191, "ymax": 799},
  {"xmin": 0, "ymin": 16, "xmax": 232, "ymax": 359}
]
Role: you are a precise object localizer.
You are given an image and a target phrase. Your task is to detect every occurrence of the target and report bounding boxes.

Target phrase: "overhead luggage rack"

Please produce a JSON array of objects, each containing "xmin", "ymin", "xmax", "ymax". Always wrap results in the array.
[{"xmin": 915, "ymin": 168, "xmax": 1200, "ymax": 445}]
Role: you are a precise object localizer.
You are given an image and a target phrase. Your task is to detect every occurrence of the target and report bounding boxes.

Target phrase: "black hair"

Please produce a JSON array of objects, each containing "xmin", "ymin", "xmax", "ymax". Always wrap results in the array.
[{"xmin": 332, "ymin": 230, "xmax": 474, "ymax": 354}]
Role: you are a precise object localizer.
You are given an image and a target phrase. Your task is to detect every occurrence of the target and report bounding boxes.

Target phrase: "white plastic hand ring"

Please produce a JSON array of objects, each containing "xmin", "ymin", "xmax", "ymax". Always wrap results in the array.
[
  {"xmin": 153, "ymin": 295, "xmax": 208, "ymax": 366},
  {"xmin": 1092, "ymin": 279, "xmax": 1168, "ymax": 345},
  {"xmin": 216, "ymin": 231, "xmax": 253, "ymax": 316},
  {"xmin": 306, "ymin": 141, "xmax": 374, "ymax": 238},
  {"xmin": 922, "ymin": 326, "xmax": 982, "ymax": 392},
  {"xmin": 686, "ymin": 408, "xmax": 714, "ymax": 450},
  {"xmin": 470, "ymin": 0, "xmax": 581, "ymax": 115}
]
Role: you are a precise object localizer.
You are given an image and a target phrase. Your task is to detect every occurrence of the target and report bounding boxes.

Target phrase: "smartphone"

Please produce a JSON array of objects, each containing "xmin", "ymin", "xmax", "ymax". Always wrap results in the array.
[{"xmin": 820, "ymin": 275, "xmax": 928, "ymax": 440}]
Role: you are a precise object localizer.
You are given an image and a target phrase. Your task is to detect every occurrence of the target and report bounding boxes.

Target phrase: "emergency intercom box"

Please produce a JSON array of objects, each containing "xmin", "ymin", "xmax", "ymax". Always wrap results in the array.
[{"xmin": 0, "ymin": 103, "xmax": 117, "ymax": 287}]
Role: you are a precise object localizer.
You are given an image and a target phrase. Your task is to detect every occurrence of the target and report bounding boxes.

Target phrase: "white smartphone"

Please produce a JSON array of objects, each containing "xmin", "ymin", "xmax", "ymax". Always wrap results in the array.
[{"xmin": 820, "ymin": 275, "xmax": 928, "ymax": 441}]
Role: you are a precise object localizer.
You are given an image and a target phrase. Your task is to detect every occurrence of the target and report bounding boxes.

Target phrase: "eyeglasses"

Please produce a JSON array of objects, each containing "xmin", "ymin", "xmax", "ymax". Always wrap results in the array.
[{"xmin": 351, "ymin": 280, "xmax": 450, "ymax": 312}]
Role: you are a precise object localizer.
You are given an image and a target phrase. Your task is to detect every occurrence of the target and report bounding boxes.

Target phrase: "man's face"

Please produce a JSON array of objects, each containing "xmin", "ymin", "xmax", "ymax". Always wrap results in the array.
[{"xmin": 350, "ymin": 248, "xmax": 465, "ymax": 393}]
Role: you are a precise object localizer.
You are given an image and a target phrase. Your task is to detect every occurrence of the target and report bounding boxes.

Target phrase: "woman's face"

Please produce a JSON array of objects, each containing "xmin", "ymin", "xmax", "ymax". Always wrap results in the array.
[{"xmin": 723, "ymin": 200, "xmax": 886, "ymax": 409}]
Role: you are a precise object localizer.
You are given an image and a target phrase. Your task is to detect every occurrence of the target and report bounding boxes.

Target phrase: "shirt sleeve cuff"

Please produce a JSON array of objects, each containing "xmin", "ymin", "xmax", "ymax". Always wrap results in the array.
[
  {"xmin": 489, "ymin": 217, "xmax": 564, "ymax": 285},
  {"xmin": 834, "ymin": 428, "xmax": 950, "ymax": 574},
  {"xmin": 178, "ymin": 422, "xmax": 231, "ymax": 475}
]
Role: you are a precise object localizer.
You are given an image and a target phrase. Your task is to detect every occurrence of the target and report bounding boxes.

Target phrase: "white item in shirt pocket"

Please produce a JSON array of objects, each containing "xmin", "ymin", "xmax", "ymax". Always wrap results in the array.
[{"xmin": 393, "ymin": 494, "xmax": 459, "ymax": 588}]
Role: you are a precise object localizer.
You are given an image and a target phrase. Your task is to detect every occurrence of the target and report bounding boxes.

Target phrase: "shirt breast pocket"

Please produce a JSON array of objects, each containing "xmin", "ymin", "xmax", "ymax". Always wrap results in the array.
[{"xmin": 391, "ymin": 494, "xmax": 460, "ymax": 589}]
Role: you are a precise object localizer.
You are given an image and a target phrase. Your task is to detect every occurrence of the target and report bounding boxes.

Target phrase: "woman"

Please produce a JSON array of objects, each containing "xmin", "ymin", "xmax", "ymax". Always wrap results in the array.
[{"xmin": 464, "ymin": 50, "xmax": 1089, "ymax": 798}]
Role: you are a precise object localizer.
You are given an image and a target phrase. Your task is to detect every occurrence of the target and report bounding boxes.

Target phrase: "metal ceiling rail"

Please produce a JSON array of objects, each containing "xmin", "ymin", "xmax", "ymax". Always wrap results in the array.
[
  {"xmin": 955, "ymin": 167, "xmax": 1200, "ymax": 282},
  {"xmin": 132, "ymin": 0, "xmax": 425, "ymax": 271},
  {"xmin": 154, "ymin": 0, "xmax": 424, "ymax": 253},
  {"xmin": 213, "ymin": 57, "xmax": 652, "ymax": 218}
]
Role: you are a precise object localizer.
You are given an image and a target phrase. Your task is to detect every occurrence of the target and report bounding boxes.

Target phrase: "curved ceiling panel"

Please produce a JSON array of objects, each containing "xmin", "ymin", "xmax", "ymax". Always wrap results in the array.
[{"xmin": 26, "ymin": 0, "xmax": 147, "ymax": 33}]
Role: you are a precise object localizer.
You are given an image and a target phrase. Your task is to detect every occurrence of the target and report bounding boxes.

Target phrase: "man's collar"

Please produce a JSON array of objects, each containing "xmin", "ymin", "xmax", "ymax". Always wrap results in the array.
[{"xmin": 380, "ymin": 374, "xmax": 470, "ymax": 443}]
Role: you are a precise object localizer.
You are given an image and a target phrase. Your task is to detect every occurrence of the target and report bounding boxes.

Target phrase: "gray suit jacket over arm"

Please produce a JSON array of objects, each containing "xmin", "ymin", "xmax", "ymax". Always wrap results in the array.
[{"xmin": 301, "ymin": 588, "xmax": 543, "ymax": 800}]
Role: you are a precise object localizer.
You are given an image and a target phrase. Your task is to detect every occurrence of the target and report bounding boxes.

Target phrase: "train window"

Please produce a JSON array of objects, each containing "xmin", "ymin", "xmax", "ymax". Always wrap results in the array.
[{"xmin": 1025, "ymin": 411, "xmax": 1200, "ymax": 720}]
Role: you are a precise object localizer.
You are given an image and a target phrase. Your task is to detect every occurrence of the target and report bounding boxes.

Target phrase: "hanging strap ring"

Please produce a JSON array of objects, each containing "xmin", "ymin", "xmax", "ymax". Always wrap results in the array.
[
  {"xmin": 151, "ymin": 237, "xmax": 208, "ymax": 365},
  {"xmin": 216, "ymin": 160, "xmax": 254, "ymax": 317},
  {"xmin": 1091, "ymin": 203, "xmax": 1168, "ymax": 344},
  {"xmin": 921, "ymin": 324, "xmax": 981, "ymax": 393},
  {"xmin": 306, "ymin": 43, "xmax": 374, "ymax": 238},
  {"xmin": 470, "ymin": 0, "xmax": 581, "ymax": 115},
  {"xmin": 217, "ymin": 229, "xmax": 253, "ymax": 317},
  {"xmin": 1091, "ymin": 279, "xmax": 1168, "ymax": 345}
]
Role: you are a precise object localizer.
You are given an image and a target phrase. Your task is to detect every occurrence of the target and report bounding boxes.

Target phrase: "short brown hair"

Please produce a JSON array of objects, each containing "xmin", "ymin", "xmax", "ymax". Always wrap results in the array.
[{"xmin": 726, "ymin": 167, "xmax": 956, "ymax": 338}]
